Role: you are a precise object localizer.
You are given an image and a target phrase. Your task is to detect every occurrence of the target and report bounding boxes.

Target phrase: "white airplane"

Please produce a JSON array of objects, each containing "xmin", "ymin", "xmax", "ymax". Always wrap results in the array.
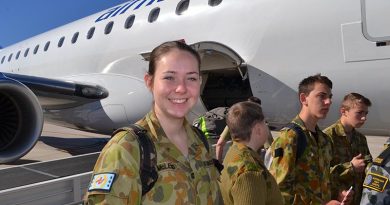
[{"xmin": 0, "ymin": 0, "xmax": 389, "ymax": 163}]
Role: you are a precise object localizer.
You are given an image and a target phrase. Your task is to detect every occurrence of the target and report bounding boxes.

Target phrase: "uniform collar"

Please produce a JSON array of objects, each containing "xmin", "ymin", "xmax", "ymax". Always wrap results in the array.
[
  {"xmin": 333, "ymin": 120, "xmax": 356, "ymax": 137},
  {"xmin": 232, "ymin": 141, "xmax": 262, "ymax": 163},
  {"xmin": 141, "ymin": 109, "xmax": 192, "ymax": 142},
  {"xmin": 292, "ymin": 115, "xmax": 321, "ymax": 133}
]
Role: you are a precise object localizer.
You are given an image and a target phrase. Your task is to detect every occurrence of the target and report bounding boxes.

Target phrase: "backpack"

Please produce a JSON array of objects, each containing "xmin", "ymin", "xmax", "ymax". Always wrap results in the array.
[
  {"xmin": 193, "ymin": 107, "xmax": 229, "ymax": 139},
  {"xmin": 265, "ymin": 122, "xmax": 307, "ymax": 168},
  {"xmin": 113, "ymin": 124, "xmax": 220, "ymax": 196}
]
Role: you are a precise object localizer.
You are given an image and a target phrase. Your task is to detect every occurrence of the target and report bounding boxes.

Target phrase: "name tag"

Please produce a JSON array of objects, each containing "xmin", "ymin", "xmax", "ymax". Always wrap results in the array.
[
  {"xmin": 157, "ymin": 162, "xmax": 177, "ymax": 171},
  {"xmin": 363, "ymin": 172, "xmax": 389, "ymax": 192}
]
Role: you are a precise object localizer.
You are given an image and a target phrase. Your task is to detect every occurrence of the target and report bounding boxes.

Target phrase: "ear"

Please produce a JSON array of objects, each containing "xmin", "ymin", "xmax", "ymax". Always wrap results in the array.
[
  {"xmin": 340, "ymin": 107, "xmax": 347, "ymax": 116},
  {"xmin": 299, "ymin": 93, "xmax": 308, "ymax": 106},
  {"xmin": 144, "ymin": 73, "xmax": 153, "ymax": 91}
]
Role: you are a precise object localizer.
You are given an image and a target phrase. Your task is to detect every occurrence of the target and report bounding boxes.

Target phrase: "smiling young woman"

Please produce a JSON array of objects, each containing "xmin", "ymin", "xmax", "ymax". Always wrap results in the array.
[{"xmin": 85, "ymin": 41, "xmax": 222, "ymax": 205}]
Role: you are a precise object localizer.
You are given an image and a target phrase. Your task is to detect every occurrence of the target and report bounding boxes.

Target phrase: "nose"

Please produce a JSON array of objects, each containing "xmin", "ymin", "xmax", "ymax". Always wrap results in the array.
[
  {"xmin": 324, "ymin": 97, "xmax": 332, "ymax": 105},
  {"xmin": 175, "ymin": 79, "xmax": 187, "ymax": 93}
]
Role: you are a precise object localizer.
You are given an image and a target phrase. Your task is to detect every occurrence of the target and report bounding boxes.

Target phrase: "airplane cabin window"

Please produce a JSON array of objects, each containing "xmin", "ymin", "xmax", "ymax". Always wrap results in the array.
[
  {"xmin": 24, "ymin": 48, "xmax": 30, "ymax": 57},
  {"xmin": 72, "ymin": 32, "xmax": 79, "ymax": 44},
  {"xmin": 1, "ymin": 56, "xmax": 5, "ymax": 64},
  {"xmin": 105, "ymin": 21, "xmax": 114, "ymax": 35},
  {"xmin": 124, "ymin": 15, "xmax": 135, "ymax": 29},
  {"xmin": 176, "ymin": 0, "xmax": 190, "ymax": 15},
  {"xmin": 44, "ymin": 41, "xmax": 50, "ymax": 51},
  {"xmin": 58, "ymin": 36, "xmax": 65, "ymax": 47},
  {"xmin": 16, "ymin": 51, "xmax": 21, "ymax": 60},
  {"xmin": 87, "ymin": 27, "xmax": 95, "ymax": 39},
  {"xmin": 8, "ymin": 53, "xmax": 13, "ymax": 62},
  {"xmin": 208, "ymin": 0, "xmax": 222, "ymax": 6},
  {"xmin": 34, "ymin": 45, "xmax": 39, "ymax": 54},
  {"xmin": 148, "ymin": 7, "xmax": 160, "ymax": 23}
]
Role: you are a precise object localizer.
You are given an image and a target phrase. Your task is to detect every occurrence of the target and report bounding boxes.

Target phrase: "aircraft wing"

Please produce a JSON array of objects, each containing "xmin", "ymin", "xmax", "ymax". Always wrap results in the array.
[
  {"xmin": 0, "ymin": 72, "xmax": 108, "ymax": 163},
  {"xmin": 3, "ymin": 72, "xmax": 108, "ymax": 110}
]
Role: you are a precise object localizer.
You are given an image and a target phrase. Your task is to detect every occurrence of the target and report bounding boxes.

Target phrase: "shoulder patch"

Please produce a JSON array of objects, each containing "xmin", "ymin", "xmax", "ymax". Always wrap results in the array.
[
  {"xmin": 88, "ymin": 173, "xmax": 116, "ymax": 192},
  {"xmin": 363, "ymin": 172, "xmax": 389, "ymax": 192}
]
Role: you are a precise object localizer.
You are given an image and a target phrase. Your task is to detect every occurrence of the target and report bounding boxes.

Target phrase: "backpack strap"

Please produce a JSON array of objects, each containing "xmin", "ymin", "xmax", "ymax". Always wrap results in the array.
[
  {"xmin": 373, "ymin": 146, "xmax": 390, "ymax": 166},
  {"xmin": 285, "ymin": 123, "xmax": 307, "ymax": 163},
  {"xmin": 191, "ymin": 126, "xmax": 210, "ymax": 152},
  {"xmin": 114, "ymin": 124, "xmax": 158, "ymax": 196}
]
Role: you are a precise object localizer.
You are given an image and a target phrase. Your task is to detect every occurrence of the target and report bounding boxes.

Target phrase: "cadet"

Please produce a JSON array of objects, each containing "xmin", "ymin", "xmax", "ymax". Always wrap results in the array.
[
  {"xmin": 360, "ymin": 139, "xmax": 390, "ymax": 205},
  {"xmin": 324, "ymin": 93, "xmax": 372, "ymax": 205},
  {"xmin": 219, "ymin": 101, "xmax": 283, "ymax": 205},
  {"xmin": 215, "ymin": 96, "xmax": 274, "ymax": 162},
  {"xmin": 84, "ymin": 41, "xmax": 222, "ymax": 205},
  {"xmin": 268, "ymin": 74, "xmax": 353, "ymax": 204}
]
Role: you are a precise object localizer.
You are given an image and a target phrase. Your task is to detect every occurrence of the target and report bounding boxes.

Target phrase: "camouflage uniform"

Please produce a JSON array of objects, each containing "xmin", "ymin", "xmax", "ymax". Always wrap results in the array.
[
  {"xmin": 84, "ymin": 110, "xmax": 222, "ymax": 205},
  {"xmin": 268, "ymin": 116, "xmax": 333, "ymax": 204},
  {"xmin": 324, "ymin": 120, "xmax": 372, "ymax": 205},
  {"xmin": 220, "ymin": 142, "xmax": 283, "ymax": 205},
  {"xmin": 360, "ymin": 146, "xmax": 390, "ymax": 205}
]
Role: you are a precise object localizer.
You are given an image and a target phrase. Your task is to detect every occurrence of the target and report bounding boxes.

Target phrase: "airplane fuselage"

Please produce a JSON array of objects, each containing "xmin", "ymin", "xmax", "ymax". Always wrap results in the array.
[{"xmin": 1, "ymin": 0, "xmax": 389, "ymax": 136}]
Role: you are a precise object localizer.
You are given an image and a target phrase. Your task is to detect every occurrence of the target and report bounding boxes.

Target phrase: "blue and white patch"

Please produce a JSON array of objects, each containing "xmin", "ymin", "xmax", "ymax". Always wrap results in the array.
[{"xmin": 88, "ymin": 173, "xmax": 116, "ymax": 192}]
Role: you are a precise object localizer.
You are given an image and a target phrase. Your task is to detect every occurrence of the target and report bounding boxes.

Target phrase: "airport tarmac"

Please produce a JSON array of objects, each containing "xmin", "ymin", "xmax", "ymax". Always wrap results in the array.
[
  {"xmin": 0, "ymin": 124, "xmax": 388, "ymax": 170},
  {"xmin": 0, "ymin": 123, "xmax": 109, "ymax": 169}
]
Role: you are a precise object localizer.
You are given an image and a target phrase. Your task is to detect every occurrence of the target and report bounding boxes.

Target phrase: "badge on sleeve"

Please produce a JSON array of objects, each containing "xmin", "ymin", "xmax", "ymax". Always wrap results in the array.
[
  {"xmin": 363, "ymin": 172, "xmax": 389, "ymax": 192},
  {"xmin": 88, "ymin": 173, "xmax": 116, "ymax": 192}
]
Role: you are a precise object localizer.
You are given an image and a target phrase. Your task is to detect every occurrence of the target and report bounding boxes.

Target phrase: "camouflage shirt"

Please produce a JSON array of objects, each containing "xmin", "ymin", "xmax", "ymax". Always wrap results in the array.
[
  {"xmin": 324, "ymin": 120, "xmax": 372, "ymax": 205},
  {"xmin": 220, "ymin": 142, "xmax": 283, "ymax": 205},
  {"xmin": 84, "ymin": 110, "xmax": 222, "ymax": 205},
  {"xmin": 269, "ymin": 116, "xmax": 333, "ymax": 204}
]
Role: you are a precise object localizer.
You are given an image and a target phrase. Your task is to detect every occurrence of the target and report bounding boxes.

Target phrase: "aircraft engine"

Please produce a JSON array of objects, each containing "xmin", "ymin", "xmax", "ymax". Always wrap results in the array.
[{"xmin": 0, "ymin": 74, "xmax": 43, "ymax": 163}]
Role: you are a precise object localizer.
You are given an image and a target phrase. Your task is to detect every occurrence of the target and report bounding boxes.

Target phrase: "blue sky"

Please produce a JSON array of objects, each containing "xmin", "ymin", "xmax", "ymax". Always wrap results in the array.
[{"xmin": 0, "ymin": 0, "xmax": 129, "ymax": 48}]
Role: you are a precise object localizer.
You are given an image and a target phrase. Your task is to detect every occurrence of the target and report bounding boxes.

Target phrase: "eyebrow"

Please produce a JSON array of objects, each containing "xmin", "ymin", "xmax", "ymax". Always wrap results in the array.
[{"xmin": 162, "ymin": 71, "xmax": 199, "ymax": 75}]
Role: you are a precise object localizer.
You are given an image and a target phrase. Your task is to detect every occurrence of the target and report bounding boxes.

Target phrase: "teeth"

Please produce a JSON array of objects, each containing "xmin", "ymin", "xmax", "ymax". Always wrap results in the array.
[{"xmin": 171, "ymin": 98, "xmax": 186, "ymax": 103}]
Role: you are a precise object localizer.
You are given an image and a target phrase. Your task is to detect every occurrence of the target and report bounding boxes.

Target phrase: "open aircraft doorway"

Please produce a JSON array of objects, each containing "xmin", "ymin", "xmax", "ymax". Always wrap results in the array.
[{"xmin": 194, "ymin": 42, "xmax": 253, "ymax": 110}]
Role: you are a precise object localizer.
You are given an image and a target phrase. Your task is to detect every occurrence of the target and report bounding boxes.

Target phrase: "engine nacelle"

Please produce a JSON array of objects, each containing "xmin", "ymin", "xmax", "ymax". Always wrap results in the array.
[{"xmin": 0, "ymin": 74, "xmax": 43, "ymax": 163}]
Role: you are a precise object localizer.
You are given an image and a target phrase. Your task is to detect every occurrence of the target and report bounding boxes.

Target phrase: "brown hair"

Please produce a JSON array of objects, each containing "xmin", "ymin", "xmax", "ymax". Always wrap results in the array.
[
  {"xmin": 148, "ymin": 41, "xmax": 201, "ymax": 76},
  {"xmin": 341, "ymin": 92, "xmax": 372, "ymax": 110},
  {"xmin": 298, "ymin": 74, "xmax": 333, "ymax": 96},
  {"xmin": 226, "ymin": 101, "xmax": 264, "ymax": 141},
  {"xmin": 247, "ymin": 96, "xmax": 261, "ymax": 105}
]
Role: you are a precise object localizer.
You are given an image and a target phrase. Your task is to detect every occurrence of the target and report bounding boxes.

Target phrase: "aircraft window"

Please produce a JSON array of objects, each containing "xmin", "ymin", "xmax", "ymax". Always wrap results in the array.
[
  {"xmin": 1, "ymin": 56, "xmax": 5, "ymax": 64},
  {"xmin": 208, "ymin": 0, "xmax": 222, "ymax": 6},
  {"xmin": 44, "ymin": 41, "xmax": 50, "ymax": 51},
  {"xmin": 176, "ymin": 0, "xmax": 189, "ymax": 15},
  {"xmin": 87, "ymin": 27, "xmax": 95, "ymax": 39},
  {"xmin": 105, "ymin": 21, "xmax": 114, "ymax": 35},
  {"xmin": 8, "ymin": 53, "xmax": 13, "ymax": 62},
  {"xmin": 72, "ymin": 32, "xmax": 79, "ymax": 44},
  {"xmin": 34, "ymin": 45, "xmax": 39, "ymax": 54},
  {"xmin": 124, "ymin": 15, "xmax": 135, "ymax": 29},
  {"xmin": 24, "ymin": 48, "xmax": 30, "ymax": 57},
  {"xmin": 148, "ymin": 7, "xmax": 160, "ymax": 23},
  {"xmin": 58, "ymin": 36, "xmax": 65, "ymax": 47},
  {"xmin": 16, "ymin": 51, "xmax": 21, "ymax": 60}
]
